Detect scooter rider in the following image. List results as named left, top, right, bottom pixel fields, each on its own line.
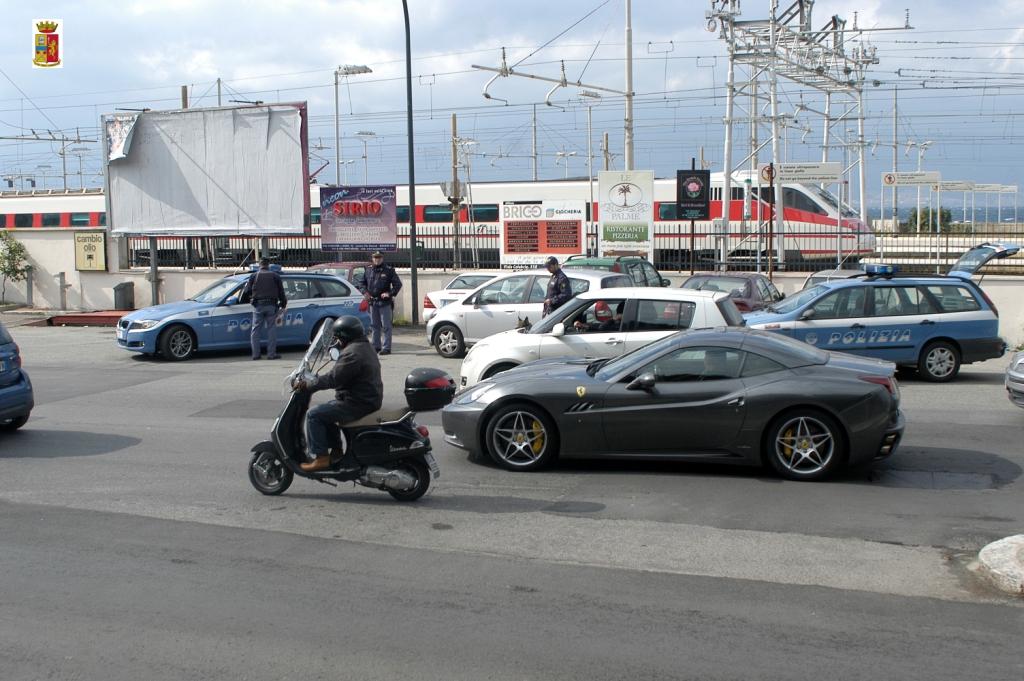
left=293, top=316, right=383, bottom=473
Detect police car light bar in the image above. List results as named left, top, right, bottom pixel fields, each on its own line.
left=862, top=264, right=897, bottom=276
left=248, top=263, right=283, bottom=272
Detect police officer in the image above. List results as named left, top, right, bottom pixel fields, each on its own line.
left=241, top=257, right=287, bottom=360
left=542, top=256, right=572, bottom=317
left=294, top=316, right=383, bottom=473
left=359, top=251, right=402, bottom=355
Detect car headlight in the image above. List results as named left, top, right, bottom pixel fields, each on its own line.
left=1013, top=355, right=1024, bottom=372
left=454, top=382, right=495, bottom=405
left=130, top=320, right=161, bottom=330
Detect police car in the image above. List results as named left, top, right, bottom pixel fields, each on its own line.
left=745, top=243, right=1020, bottom=382
left=116, top=267, right=370, bottom=361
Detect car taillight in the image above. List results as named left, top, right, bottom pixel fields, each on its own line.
left=416, top=425, right=430, bottom=438
left=979, top=290, right=998, bottom=316
left=611, top=264, right=621, bottom=272
left=423, top=295, right=435, bottom=309
left=860, top=375, right=897, bottom=398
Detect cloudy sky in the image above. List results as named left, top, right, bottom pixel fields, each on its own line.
left=2, top=0, right=1023, bottom=209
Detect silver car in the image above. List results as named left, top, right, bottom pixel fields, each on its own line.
left=426, top=268, right=632, bottom=358
left=1007, top=351, right=1024, bottom=408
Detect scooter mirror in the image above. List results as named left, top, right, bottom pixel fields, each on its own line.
left=329, top=347, right=341, bottom=361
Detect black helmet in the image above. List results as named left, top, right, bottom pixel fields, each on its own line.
left=331, top=315, right=365, bottom=342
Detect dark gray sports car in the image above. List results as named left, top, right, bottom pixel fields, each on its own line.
left=442, top=328, right=904, bottom=481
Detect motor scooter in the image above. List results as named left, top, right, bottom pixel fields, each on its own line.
left=248, top=324, right=455, bottom=501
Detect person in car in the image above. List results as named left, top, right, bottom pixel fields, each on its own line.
left=573, top=301, right=624, bottom=333
left=542, top=256, right=573, bottom=317
left=293, top=316, right=383, bottom=473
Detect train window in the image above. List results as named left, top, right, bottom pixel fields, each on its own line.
left=71, top=213, right=90, bottom=227
left=310, top=207, right=321, bottom=224
left=424, top=205, right=453, bottom=222
left=783, top=188, right=827, bottom=216
left=658, top=203, right=679, bottom=221
left=396, top=206, right=410, bottom=222
left=14, top=213, right=33, bottom=228
left=42, top=213, right=61, bottom=227
left=99, top=213, right=106, bottom=226
left=469, top=204, right=498, bottom=222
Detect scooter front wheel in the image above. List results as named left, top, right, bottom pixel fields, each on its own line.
left=387, top=458, right=431, bottom=502
left=249, top=447, right=294, bottom=496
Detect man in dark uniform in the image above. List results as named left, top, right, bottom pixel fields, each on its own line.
left=542, top=256, right=572, bottom=317
left=240, top=257, right=287, bottom=360
left=294, top=316, right=383, bottom=473
left=358, top=251, right=403, bottom=355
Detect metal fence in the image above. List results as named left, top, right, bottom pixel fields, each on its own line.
left=127, top=222, right=1024, bottom=275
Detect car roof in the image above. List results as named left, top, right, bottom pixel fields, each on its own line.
left=576, top=286, right=725, bottom=301
left=816, top=274, right=978, bottom=290
left=307, top=262, right=363, bottom=269
left=565, top=255, right=649, bottom=263
left=488, top=267, right=626, bottom=281
left=225, top=271, right=345, bottom=282
left=684, top=272, right=762, bottom=280
left=666, top=327, right=829, bottom=367
left=808, top=268, right=863, bottom=277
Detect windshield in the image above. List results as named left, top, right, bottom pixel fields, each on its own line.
left=683, top=276, right=749, bottom=294
left=769, top=285, right=826, bottom=314
left=190, top=279, right=242, bottom=304
left=808, top=185, right=858, bottom=218
left=594, top=332, right=683, bottom=381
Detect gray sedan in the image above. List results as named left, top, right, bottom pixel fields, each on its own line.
left=442, top=328, right=905, bottom=481
left=1007, top=351, right=1024, bottom=408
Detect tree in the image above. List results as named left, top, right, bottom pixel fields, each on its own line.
left=900, top=207, right=957, bottom=234
left=616, top=184, right=632, bottom=207
left=0, top=231, right=30, bottom=304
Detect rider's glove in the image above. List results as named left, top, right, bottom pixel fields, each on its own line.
left=293, top=379, right=310, bottom=392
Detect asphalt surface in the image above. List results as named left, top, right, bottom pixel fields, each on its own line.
left=2, top=322, right=1023, bottom=679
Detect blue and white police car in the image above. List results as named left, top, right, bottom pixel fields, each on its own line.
left=746, top=243, right=1020, bottom=382
left=116, top=267, right=370, bottom=361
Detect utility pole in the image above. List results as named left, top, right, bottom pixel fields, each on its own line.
left=891, top=87, right=898, bottom=230
left=217, top=77, right=222, bottom=106
left=451, top=113, right=461, bottom=269
left=623, top=0, right=635, bottom=170
left=532, top=104, right=538, bottom=181
left=602, top=133, right=611, bottom=170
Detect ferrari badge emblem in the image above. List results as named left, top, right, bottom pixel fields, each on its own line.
left=33, top=20, right=62, bottom=69
left=576, top=386, right=586, bottom=398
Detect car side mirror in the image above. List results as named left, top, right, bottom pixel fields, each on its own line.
left=551, top=322, right=565, bottom=337
left=223, top=295, right=239, bottom=306
left=661, top=278, right=671, bottom=287
left=799, top=308, right=816, bottom=321
left=626, top=372, right=656, bottom=392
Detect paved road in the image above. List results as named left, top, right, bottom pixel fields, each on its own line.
left=2, top=324, right=1022, bottom=679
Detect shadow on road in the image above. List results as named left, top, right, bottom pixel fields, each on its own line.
left=287, top=491, right=607, bottom=515
left=0, top=429, right=142, bottom=458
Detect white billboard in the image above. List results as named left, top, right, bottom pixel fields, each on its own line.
left=104, top=104, right=309, bottom=236
left=598, top=170, right=654, bottom=259
left=759, top=162, right=841, bottom=184
left=881, top=171, right=941, bottom=187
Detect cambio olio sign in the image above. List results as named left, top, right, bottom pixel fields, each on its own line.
left=598, top=170, right=654, bottom=259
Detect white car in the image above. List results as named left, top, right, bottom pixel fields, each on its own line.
left=422, top=272, right=502, bottom=322
left=458, top=287, right=744, bottom=387
left=426, top=268, right=632, bottom=358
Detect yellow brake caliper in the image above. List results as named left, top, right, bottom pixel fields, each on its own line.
left=531, top=419, right=545, bottom=454
left=782, top=427, right=795, bottom=461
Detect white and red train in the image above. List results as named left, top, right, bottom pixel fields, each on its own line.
left=0, top=175, right=874, bottom=267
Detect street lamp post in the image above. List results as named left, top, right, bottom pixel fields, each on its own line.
left=356, top=131, right=376, bottom=184
left=334, top=65, right=372, bottom=186
left=580, top=90, right=601, bottom=254
left=402, top=0, right=419, bottom=324
left=555, top=150, right=576, bottom=179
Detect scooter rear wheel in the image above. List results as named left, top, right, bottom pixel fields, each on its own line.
left=387, top=458, right=430, bottom=502
left=249, top=447, right=294, bottom=495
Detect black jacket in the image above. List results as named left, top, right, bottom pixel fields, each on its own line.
left=309, top=337, right=384, bottom=409
left=241, top=269, right=287, bottom=308
left=360, top=263, right=402, bottom=303
left=543, top=269, right=572, bottom=316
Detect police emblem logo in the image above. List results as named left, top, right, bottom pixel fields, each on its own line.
left=576, top=386, right=586, bottom=398
left=33, top=20, right=62, bottom=69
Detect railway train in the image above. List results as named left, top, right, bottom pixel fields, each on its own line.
left=0, top=173, right=874, bottom=269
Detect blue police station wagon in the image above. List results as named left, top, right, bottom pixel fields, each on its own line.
left=746, top=243, right=1020, bottom=382
left=116, top=268, right=370, bottom=361
left=0, top=321, right=33, bottom=430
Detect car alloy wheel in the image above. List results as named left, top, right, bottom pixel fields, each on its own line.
left=488, top=408, right=553, bottom=470
left=433, top=324, right=465, bottom=358
left=772, top=415, right=836, bottom=478
left=159, top=325, right=196, bottom=361
left=920, top=341, right=959, bottom=382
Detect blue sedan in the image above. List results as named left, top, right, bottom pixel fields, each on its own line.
left=116, top=271, right=370, bottom=361
left=0, top=321, right=33, bottom=431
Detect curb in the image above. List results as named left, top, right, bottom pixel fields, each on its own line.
left=977, top=535, right=1024, bottom=596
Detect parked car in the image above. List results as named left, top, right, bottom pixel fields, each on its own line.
left=1006, top=351, right=1024, bottom=408
left=423, top=271, right=502, bottom=322
left=0, top=321, right=33, bottom=431
left=680, top=272, right=784, bottom=312
left=306, top=261, right=367, bottom=288
left=745, top=243, right=1021, bottom=381
left=562, top=255, right=670, bottom=287
left=801, top=268, right=864, bottom=289
left=116, top=268, right=370, bottom=361
left=442, top=327, right=904, bottom=481
left=426, top=268, right=632, bottom=358
left=459, top=287, right=744, bottom=387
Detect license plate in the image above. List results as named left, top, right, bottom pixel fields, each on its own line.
left=116, top=329, right=127, bottom=341
left=0, top=360, right=6, bottom=372
left=424, top=453, right=440, bottom=479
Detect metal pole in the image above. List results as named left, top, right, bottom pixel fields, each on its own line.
left=971, top=190, right=976, bottom=233
left=856, top=89, right=867, bottom=224
left=403, top=0, right=419, bottom=324
left=768, top=1, right=784, bottom=269
left=362, top=139, right=369, bottom=183
left=587, top=104, right=595, bottom=256
left=998, top=189, right=1003, bottom=224
left=821, top=93, right=830, bottom=164
left=148, top=237, right=159, bottom=305
left=532, top=104, right=538, bottom=181
left=916, top=148, right=923, bottom=234
left=61, top=144, right=67, bottom=191
left=334, top=70, right=341, bottom=185
left=602, top=132, right=611, bottom=170
left=623, top=0, right=634, bottom=171
left=217, top=78, right=222, bottom=106
left=721, top=29, right=735, bottom=271
left=935, top=186, right=941, bottom=273
left=891, top=87, right=898, bottom=229
left=451, top=113, right=461, bottom=269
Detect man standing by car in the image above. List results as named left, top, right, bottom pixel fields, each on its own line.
left=359, top=251, right=402, bottom=355
left=542, top=256, right=572, bottom=317
left=241, top=257, right=287, bottom=360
